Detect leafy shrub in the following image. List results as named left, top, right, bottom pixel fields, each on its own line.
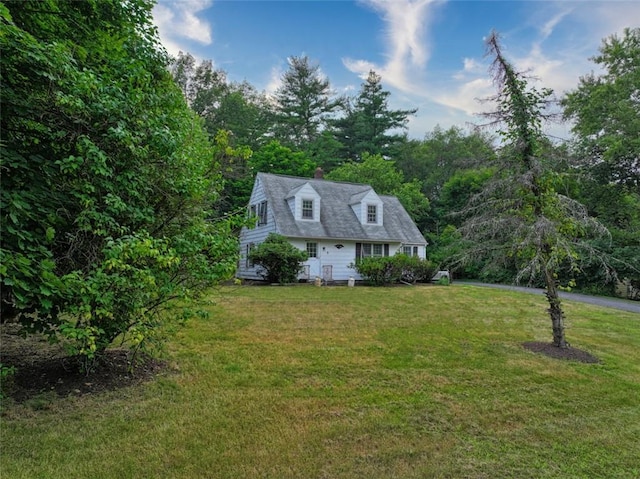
left=0, top=2, right=246, bottom=373
left=351, top=254, right=436, bottom=286
left=351, top=256, right=398, bottom=286
left=394, top=254, right=437, bottom=283
left=249, top=234, right=308, bottom=284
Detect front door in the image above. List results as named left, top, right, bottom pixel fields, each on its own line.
left=307, top=257, right=321, bottom=279
left=322, top=265, right=333, bottom=281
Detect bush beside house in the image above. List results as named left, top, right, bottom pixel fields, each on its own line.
left=248, top=234, right=308, bottom=284
left=351, top=255, right=437, bottom=286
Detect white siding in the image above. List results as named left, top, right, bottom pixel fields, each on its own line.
left=291, top=240, right=361, bottom=281
left=237, top=181, right=277, bottom=280
left=289, top=240, right=420, bottom=281
left=351, top=190, right=383, bottom=226
left=291, top=183, right=320, bottom=222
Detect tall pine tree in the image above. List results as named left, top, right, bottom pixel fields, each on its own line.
left=332, top=71, right=416, bottom=161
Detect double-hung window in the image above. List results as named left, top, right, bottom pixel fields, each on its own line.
left=306, top=242, right=318, bottom=258
left=367, top=204, right=377, bottom=224
left=356, top=243, right=389, bottom=260
left=257, top=201, right=268, bottom=225
left=402, top=246, right=419, bottom=257
left=302, top=199, right=314, bottom=219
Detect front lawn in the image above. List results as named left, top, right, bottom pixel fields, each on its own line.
left=2, top=284, right=639, bottom=478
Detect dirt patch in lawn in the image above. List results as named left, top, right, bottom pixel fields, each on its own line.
left=523, top=341, right=600, bottom=363
left=1, top=324, right=168, bottom=404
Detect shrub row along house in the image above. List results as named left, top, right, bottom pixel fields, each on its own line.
left=238, top=170, right=427, bottom=282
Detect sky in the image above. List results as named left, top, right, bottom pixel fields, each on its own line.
left=152, top=0, right=640, bottom=141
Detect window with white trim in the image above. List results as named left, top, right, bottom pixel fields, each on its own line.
left=257, top=201, right=267, bottom=225
left=367, top=204, right=377, bottom=223
left=306, top=242, right=317, bottom=258
left=402, top=246, right=419, bottom=257
left=246, top=243, right=255, bottom=267
left=356, top=243, right=389, bottom=260
left=302, top=199, right=314, bottom=219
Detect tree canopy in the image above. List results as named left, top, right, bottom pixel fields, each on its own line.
left=561, top=27, right=640, bottom=294
left=0, top=0, right=244, bottom=370
left=562, top=27, right=640, bottom=190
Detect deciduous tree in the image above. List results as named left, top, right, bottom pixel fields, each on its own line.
left=562, top=27, right=640, bottom=190
left=326, top=153, right=430, bottom=228
left=562, top=28, right=640, bottom=297
left=0, top=0, right=243, bottom=370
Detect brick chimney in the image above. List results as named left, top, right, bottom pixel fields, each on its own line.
left=314, top=167, right=324, bottom=179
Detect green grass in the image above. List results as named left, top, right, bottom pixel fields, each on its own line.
left=2, top=284, right=640, bottom=478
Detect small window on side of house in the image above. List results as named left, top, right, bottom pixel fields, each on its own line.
left=257, top=201, right=268, bottom=225
left=246, top=243, right=255, bottom=267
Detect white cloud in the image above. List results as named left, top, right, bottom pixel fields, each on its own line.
left=153, top=0, right=213, bottom=57
left=574, top=1, right=640, bottom=41
left=265, top=65, right=283, bottom=97
left=344, top=0, right=441, bottom=92
left=539, top=8, right=572, bottom=41
left=436, top=77, right=494, bottom=116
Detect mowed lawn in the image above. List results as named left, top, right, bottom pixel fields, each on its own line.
left=2, top=284, right=640, bottom=478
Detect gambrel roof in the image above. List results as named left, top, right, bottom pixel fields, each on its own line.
left=257, top=172, right=427, bottom=244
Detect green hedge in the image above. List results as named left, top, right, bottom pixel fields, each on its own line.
left=351, top=254, right=437, bottom=286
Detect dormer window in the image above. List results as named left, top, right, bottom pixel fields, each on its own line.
left=287, top=183, right=320, bottom=222
left=350, top=189, right=383, bottom=226
left=302, top=199, right=314, bottom=219
left=367, top=204, right=377, bottom=224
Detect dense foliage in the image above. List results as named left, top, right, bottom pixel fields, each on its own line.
left=0, top=0, right=243, bottom=370
left=562, top=28, right=640, bottom=297
left=248, top=233, right=309, bottom=284
left=351, top=255, right=437, bottom=286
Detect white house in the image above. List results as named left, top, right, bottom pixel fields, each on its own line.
left=237, top=170, right=428, bottom=282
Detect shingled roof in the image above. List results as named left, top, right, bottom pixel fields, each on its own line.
left=257, top=173, right=427, bottom=244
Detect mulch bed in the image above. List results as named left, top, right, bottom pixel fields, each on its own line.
left=1, top=324, right=167, bottom=404
left=522, top=341, right=600, bottom=363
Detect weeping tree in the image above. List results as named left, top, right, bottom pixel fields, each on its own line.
left=455, top=32, right=609, bottom=348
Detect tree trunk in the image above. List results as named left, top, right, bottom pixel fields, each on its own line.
left=544, top=267, right=568, bottom=348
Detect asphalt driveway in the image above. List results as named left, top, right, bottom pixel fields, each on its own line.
left=459, top=281, right=640, bottom=315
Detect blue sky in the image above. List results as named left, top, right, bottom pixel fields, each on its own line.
left=152, top=0, right=639, bottom=140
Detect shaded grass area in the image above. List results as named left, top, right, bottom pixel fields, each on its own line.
left=2, top=284, right=639, bottom=478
